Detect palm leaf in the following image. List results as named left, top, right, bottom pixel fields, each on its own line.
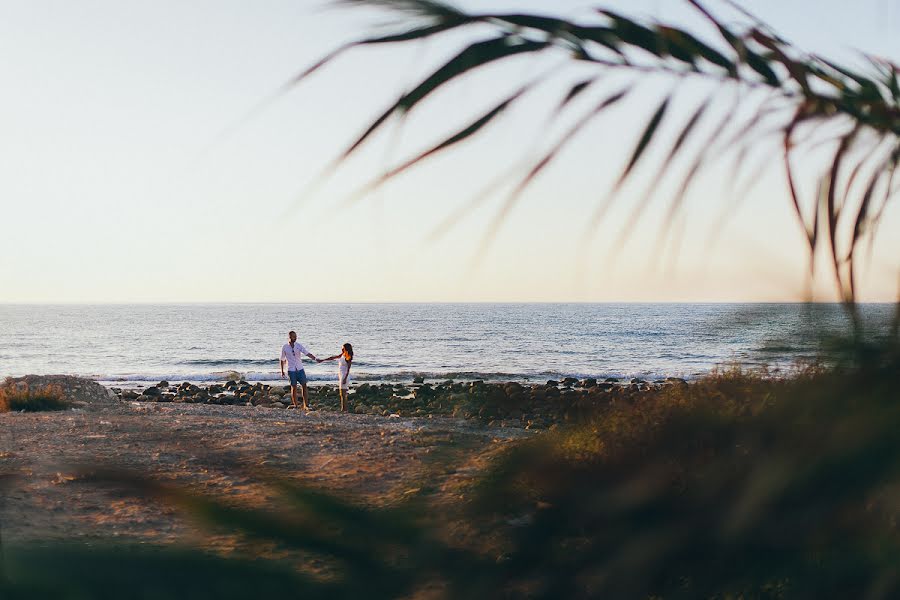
left=474, top=86, right=634, bottom=256
left=299, top=0, right=900, bottom=305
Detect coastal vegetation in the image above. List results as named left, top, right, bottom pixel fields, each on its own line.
left=0, top=380, right=69, bottom=413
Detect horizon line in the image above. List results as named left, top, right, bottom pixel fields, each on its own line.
left=1, top=300, right=896, bottom=306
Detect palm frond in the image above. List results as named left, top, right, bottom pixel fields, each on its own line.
left=302, top=0, right=900, bottom=308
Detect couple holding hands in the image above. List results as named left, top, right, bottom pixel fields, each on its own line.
left=280, top=330, right=353, bottom=412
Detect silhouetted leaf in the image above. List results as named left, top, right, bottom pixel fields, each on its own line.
left=598, top=10, right=662, bottom=57
left=351, top=82, right=534, bottom=198
left=613, top=95, right=712, bottom=249
left=819, top=57, right=886, bottom=102
left=400, top=37, right=549, bottom=112
left=824, top=127, right=860, bottom=301
left=558, top=77, right=596, bottom=110
left=744, top=50, right=781, bottom=87
left=302, top=0, right=900, bottom=305
left=615, top=94, right=672, bottom=189
left=572, top=25, right=626, bottom=56
left=672, top=28, right=734, bottom=71
left=337, top=36, right=548, bottom=161
left=286, top=20, right=471, bottom=89
left=477, top=86, right=633, bottom=253
left=750, top=29, right=810, bottom=92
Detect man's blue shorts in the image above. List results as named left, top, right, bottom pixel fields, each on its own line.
left=288, top=369, right=308, bottom=386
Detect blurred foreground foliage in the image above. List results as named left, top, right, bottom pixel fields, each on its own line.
left=2, top=337, right=899, bottom=598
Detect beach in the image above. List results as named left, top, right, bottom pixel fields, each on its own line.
left=0, top=372, right=682, bottom=548
left=0, top=376, right=532, bottom=555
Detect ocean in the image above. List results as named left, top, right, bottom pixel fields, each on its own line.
left=0, top=303, right=893, bottom=387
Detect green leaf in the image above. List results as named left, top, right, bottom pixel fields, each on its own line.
left=484, top=13, right=571, bottom=34
left=656, top=26, right=698, bottom=66
left=674, top=29, right=734, bottom=71
left=598, top=10, right=662, bottom=57
left=744, top=49, right=781, bottom=87
left=572, top=25, right=625, bottom=55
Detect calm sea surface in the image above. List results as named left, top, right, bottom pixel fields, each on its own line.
left=0, top=304, right=893, bottom=386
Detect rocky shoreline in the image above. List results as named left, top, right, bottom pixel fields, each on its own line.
left=113, top=376, right=688, bottom=429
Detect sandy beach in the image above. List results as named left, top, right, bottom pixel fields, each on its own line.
left=0, top=376, right=535, bottom=554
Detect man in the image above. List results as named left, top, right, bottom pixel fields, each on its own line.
left=280, top=330, right=319, bottom=410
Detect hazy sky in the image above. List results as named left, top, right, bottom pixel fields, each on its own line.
left=1, top=0, right=898, bottom=303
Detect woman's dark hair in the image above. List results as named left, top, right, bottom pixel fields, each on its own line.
left=342, top=343, right=353, bottom=360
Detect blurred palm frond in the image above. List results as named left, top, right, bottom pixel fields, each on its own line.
left=295, top=0, right=900, bottom=311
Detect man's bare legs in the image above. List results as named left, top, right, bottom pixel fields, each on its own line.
left=300, top=383, right=310, bottom=410
left=289, top=382, right=299, bottom=408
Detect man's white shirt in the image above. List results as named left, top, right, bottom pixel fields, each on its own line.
left=281, top=342, right=309, bottom=371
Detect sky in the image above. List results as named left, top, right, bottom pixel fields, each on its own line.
left=1, top=0, right=898, bottom=303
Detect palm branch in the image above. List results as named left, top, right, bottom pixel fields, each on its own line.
left=295, top=0, right=900, bottom=312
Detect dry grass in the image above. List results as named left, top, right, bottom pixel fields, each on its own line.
left=0, top=380, right=71, bottom=412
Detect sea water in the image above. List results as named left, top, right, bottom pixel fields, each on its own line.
left=0, top=303, right=893, bottom=386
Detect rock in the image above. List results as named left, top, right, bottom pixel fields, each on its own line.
left=562, top=377, right=578, bottom=386
left=546, top=380, right=559, bottom=387
left=156, top=380, right=169, bottom=388
left=630, top=378, right=646, bottom=384
left=578, top=378, right=597, bottom=388
left=414, top=385, right=435, bottom=400
left=665, top=377, right=688, bottom=386
left=158, top=394, right=175, bottom=402
left=143, top=386, right=161, bottom=397
left=503, top=382, right=524, bottom=396
left=605, top=377, right=619, bottom=383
